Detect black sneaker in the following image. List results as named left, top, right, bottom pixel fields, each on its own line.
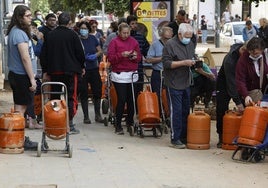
left=115, top=128, right=124, bottom=135
left=217, top=141, right=222, bottom=148
left=83, top=118, right=92, bottom=124
left=24, top=136, right=38, bottom=151
left=170, top=140, right=186, bottom=149
left=70, top=127, right=80, bottom=135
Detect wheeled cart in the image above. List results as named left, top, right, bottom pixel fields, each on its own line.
left=130, top=72, right=164, bottom=138
left=37, top=82, right=72, bottom=158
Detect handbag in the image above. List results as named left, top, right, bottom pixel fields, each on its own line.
left=248, top=89, right=263, bottom=102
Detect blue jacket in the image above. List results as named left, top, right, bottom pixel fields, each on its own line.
left=242, top=25, right=259, bottom=42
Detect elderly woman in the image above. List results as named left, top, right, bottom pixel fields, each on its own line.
left=236, top=37, right=268, bottom=106
left=107, top=23, right=142, bottom=135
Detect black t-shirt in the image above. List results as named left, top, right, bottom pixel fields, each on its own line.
left=201, top=19, right=207, bottom=30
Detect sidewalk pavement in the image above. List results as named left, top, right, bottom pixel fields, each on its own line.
left=0, top=44, right=267, bottom=188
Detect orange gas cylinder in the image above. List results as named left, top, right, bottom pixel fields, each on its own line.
left=222, top=110, right=242, bottom=150
left=137, top=90, right=160, bottom=124
left=161, top=88, right=170, bottom=117
left=110, top=83, right=117, bottom=112
left=238, top=106, right=268, bottom=146
left=0, top=113, right=25, bottom=154
left=187, top=111, right=211, bottom=149
left=34, top=94, right=42, bottom=116
left=44, top=99, right=68, bottom=140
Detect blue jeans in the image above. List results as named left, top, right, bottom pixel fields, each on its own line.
left=201, top=29, right=208, bottom=43
left=167, top=87, right=190, bottom=142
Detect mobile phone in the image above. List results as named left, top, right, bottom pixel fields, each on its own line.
left=192, top=60, right=203, bottom=69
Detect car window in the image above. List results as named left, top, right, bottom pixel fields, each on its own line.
left=233, top=24, right=244, bottom=35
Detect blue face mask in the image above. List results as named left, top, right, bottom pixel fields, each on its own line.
left=181, top=37, right=191, bottom=45
left=80, top=29, right=88, bottom=37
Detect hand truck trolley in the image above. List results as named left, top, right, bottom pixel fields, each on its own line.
left=131, top=72, right=164, bottom=138
left=37, top=82, right=72, bottom=158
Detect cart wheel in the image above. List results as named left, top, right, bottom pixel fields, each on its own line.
left=103, top=117, right=108, bottom=126
left=68, top=144, right=73, bottom=158
left=241, top=148, right=253, bottom=161
left=37, top=142, right=42, bottom=157
left=252, top=151, right=265, bottom=163
left=102, top=98, right=109, bottom=114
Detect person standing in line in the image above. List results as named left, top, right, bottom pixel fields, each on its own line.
left=127, top=15, right=150, bottom=106
left=107, top=23, right=142, bottom=135
left=201, top=15, right=208, bottom=44
left=78, top=21, right=104, bottom=124
left=162, top=23, right=196, bottom=149
left=168, top=10, right=186, bottom=37
left=145, top=27, right=173, bottom=101
left=258, top=18, right=268, bottom=48
left=236, top=37, right=268, bottom=106
left=103, top=18, right=127, bottom=55
left=24, top=21, right=44, bottom=129
left=6, top=5, right=38, bottom=150
left=40, top=12, right=85, bottom=134
left=38, top=13, right=57, bottom=40
left=216, top=43, right=246, bottom=148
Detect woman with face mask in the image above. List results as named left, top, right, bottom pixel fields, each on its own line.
left=78, top=21, right=105, bottom=124
left=236, top=37, right=268, bottom=106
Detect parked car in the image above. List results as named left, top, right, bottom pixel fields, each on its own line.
left=90, top=15, right=111, bottom=33
left=219, top=21, right=259, bottom=47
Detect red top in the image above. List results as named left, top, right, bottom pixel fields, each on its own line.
left=107, top=36, right=141, bottom=72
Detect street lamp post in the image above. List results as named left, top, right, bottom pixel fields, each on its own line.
left=100, top=0, right=105, bottom=32
left=215, top=0, right=220, bottom=48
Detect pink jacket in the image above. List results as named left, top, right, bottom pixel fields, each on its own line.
left=107, top=36, right=141, bottom=72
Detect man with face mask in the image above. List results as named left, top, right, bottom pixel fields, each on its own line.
left=162, top=23, right=196, bottom=149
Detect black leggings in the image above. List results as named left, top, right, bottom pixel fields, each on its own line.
left=113, top=82, right=135, bottom=129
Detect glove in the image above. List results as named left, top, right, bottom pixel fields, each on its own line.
left=86, top=53, right=97, bottom=61
left=245, top=96, right=253, bottom=106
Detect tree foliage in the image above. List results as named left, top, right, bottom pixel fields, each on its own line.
left=29, top=0, right=50, bottom=15
left=46, top=0, right=129, bottom=16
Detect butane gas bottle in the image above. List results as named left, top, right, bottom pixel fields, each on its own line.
left=187, top=111, right=211, bottom=149
left=44, top=99, right=68, bottom=139
left=137, top=90, right=160, bottom=125
left=238, top=106, right=268, bottom=146
left=222, top=110, right=242, bottom=150
left=0, top=113, right=25, bottom=154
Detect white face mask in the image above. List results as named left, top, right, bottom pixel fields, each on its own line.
left=249, top=54, right=262, bottom=61
left=37, top=15, right=42, bottom=20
